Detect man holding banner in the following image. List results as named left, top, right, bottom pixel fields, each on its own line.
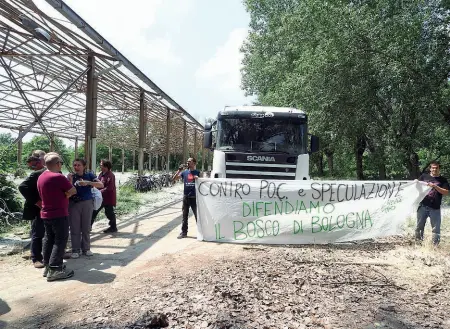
left=415, top=161, right=449, bottom=246
left=173, top=157, right=200, bottom=239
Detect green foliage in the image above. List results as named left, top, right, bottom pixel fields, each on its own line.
left=242, top=0, right=450, bottom=180
left=0, top=174, right=23, bottom=217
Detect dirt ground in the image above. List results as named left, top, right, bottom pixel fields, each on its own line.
left=1, top=198, right=450, bottom=329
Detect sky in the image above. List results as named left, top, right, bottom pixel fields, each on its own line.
left=1, top=0, right=254, bottom=144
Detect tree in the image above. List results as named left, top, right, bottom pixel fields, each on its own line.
left=241, top=0, right=450, bottom=179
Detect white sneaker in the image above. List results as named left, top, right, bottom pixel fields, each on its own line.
left=83, top=250, right=93, bottom=257
left=71, top=252, right=80, bottom=259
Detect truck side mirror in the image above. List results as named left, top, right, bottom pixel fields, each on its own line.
left=310, top=135, right=319, bottom=153
left=203, top=130, right=212, bottom=149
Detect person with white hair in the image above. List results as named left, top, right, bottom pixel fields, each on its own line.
left=37, top=152, right=76, bottom=281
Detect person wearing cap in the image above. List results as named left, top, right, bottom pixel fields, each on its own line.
left=18, top=150, right=46, bottom=268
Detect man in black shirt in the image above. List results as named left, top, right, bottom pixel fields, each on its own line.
left=18, top=150, right=46, bottom=268
left=415, top=161, right=449, bottom=245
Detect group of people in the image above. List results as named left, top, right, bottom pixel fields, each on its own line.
left=19, top=150, right=117, bottom=282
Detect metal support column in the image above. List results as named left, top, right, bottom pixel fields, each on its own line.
left=182, top=121, right=187, bottom=161
left=194, top=129, right=198, bottom=160
left=85, top=55, right=95, bottom=170
left=17, top=127, right=22, bottom=165
left=155, top=154, right=158, bottom=171
left=121, top=149, right=125, bottom=174
left=91, top=65, right=98, bottom=173
left=50, top=133, right=55, bottom=152
left=202, top=146, right=205, bottom=171
left=74, top=137, right=78, bottom=159
left=132, top=150, right=135, bottom=172
left=165, top=109, right=171, bottom=172
left=138, top=89, right=145, bottom=175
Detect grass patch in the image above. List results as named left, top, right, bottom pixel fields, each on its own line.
left=115, top=185, right=144, bottom=216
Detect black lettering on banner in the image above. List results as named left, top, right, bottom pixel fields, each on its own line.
left=234, top=183, right=243, bottom=199
left=346, top=184, right=355, bottom=201
left=260, top=180, right=268, bottom=198
left=311, top=183, right=321, bottom=200
left=276, top=183, right=286, bottom=201
left=377, top=184, right=387, bottom=198
left=337, top=184, right=347, bottom=202
left=298, top=188, right=306, bottom=197
left=210, top=182, right=220, bottom=197
left=242, top=183, right=251, bottom=196
left=395, top=182, right=407, bottom=197
left=198, top=181, right=209, bottom=196
left=329, top=183, right=337, bottom=202
left=367, top=183, right=375, bottom=199
left=321, top=183, right=331, bottom=201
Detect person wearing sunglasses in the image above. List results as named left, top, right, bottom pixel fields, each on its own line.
left=18, top=150, right=46, bottom=268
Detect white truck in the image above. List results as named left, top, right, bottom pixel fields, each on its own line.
left=203, top=106, right=319, bottom=180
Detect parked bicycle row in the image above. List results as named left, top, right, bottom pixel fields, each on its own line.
left=122, top=172, right=180, bottom=192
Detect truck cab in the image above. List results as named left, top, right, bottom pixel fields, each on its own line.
left=203, top=106, right=319, bottom=180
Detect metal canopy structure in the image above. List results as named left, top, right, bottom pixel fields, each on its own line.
left=0, top=0, right=205, bottom=173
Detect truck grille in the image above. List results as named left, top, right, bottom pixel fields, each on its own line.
left=225, top=161, right=296, bottom=180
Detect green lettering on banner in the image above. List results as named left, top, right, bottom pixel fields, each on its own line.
left=356, top=212, right=364, bottom=228
left=256, top=219, right=265, bottom=238
left=274, top=201, right=283, bottom=215
left=293, top=220, right=303, bottom=234
left=311, top=216, right=322, bottom=233
left=264, top=202, right=272, bottom=216
left=215, top=223, right=225, bottom=240
left=346, top=212, right=355, bottom=228
left=310, top=201, right=320, bottom=214
left=321, top=216, right=329, bottom=231
left=242, top=202, right=251, bottom=217
left=364, top=210, right=373, bottom=228
left=233, top=221, right=247, bottom=240
left=285, top=201, right=294, bottom=214
left=273, top=220, right=280, bottom=236
left=255, top=202, right=264, bottom=217
left=336, top=214, right=346, bottom=229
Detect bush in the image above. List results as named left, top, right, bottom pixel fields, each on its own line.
left=0, top=174, right=22, bottom=214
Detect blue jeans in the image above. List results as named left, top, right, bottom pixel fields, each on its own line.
left=415, top=206, right=441, bottom=245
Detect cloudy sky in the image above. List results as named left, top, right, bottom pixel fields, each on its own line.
left=51, top=0, right=253, bottom=122
left=1, top=0, right=254, bottom=143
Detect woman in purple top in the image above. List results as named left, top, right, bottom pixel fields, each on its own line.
left=67, top=159, right=103, bottom=258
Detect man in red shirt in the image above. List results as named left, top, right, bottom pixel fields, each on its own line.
left=91, top=159, right=117, bottom=233
left=37, top=152, right=76, bottom=281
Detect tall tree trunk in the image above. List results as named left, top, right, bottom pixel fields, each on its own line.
left=324, top=150, right=334, bottom=176
left=378, top=162, right=387, bottom=180
left=407, top=152, right=420, bottom=179
left=355, top=136, right=366, bottom=180
left=316, top=152, right=324, bottom=176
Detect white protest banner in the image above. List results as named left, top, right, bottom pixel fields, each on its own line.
left=195, top=179, right=430, bottom=244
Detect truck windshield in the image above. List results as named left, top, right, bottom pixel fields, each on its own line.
left=216, top=117, right=307, bottom=154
